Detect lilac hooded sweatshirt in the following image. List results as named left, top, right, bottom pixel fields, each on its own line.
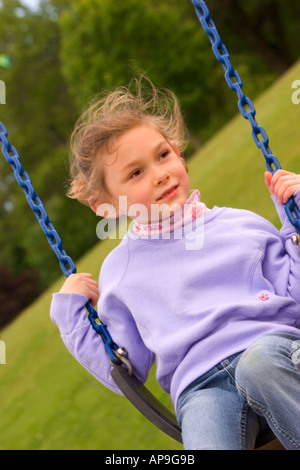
left=50, top=193, right=300, bottom=409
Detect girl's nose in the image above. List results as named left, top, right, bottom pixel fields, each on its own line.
left=153, top=168, right=169, bottom=186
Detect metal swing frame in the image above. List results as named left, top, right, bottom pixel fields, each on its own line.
left=1, top=0, right=299, bottom=450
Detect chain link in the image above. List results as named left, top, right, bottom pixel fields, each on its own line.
left=0, top=121, right=121, bottom=365
left=191, top=0, right=300, bottom=234
left=0, top=122, right=76, bottom=277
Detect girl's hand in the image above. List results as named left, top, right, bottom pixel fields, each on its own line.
left=265, top=170, right=300, bottom=204
left=59, top=273, right=99, bottom=306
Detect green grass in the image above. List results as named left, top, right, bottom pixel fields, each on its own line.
left=1, top=61, right=300, bottom=450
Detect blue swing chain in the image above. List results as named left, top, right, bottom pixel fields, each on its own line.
left=0, top=122, right=121, bottom=365
left=191, top=0, right=300, bottom=236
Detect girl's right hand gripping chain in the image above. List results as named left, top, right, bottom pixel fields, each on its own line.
left=59, top=273, right=100, bottom=307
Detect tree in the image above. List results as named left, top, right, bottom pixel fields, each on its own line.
left=0, top=0, right=95, bottom=323
left=206, top=0, right=299, bottom=74
left=58, top=0, right=220, bottom=146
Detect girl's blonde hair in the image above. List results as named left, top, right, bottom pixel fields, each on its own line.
left=68, top=76, right=188, bottom=206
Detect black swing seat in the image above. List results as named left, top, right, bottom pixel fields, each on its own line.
left=111, top=363, right=278, bottom=449
left=111, top=364, right=182, bottom=443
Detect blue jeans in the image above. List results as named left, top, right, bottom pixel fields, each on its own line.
left=176, top=333, right=300, bottom=450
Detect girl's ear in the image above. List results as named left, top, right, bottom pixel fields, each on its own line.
left=89, top=196, right=120, bottom=218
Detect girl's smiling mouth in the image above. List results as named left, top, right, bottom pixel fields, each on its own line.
left=156, top=184, right=179, bottom=201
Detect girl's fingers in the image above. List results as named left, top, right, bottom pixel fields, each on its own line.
left=59, top=273, right=100, bottom=305
left=264, top=171, right=273, bottom=193
left=266, top=170, right=300, bottom=204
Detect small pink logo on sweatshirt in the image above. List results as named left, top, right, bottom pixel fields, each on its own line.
left=258, top=293, right=269, bottom=302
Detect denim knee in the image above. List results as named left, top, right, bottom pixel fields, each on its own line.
left=235, top=333, right=300, bottom=401
left=235, top=333, right=300, bottom=450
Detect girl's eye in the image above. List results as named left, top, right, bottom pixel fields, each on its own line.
left=129, top=169, right=142, bottom=179
left=159, top=150, right=169, bottom=160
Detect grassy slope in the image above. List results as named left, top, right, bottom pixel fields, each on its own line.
left=1, top=61, right=300, bottom=450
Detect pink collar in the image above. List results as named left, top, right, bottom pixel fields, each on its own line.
left=132, top=190, right=209, bottom=236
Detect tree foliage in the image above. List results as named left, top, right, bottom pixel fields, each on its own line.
left=59, top=0, right=217, bottom=140
left=0, top=0, right=95, bottom=321
left=58, top=0, right=296, bottom=144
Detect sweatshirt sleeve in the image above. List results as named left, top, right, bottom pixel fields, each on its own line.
left=272, top=189, right=300, bottom=239
left=50, top=246, right=155, bottom=394
left=269, top=190, right=300, bottom=303
left=50, top=292, right=123, bottom=394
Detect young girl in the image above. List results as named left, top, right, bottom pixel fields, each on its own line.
left=50, top=77, right=300, bottom=450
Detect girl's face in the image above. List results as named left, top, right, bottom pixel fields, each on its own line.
left=97, top=124, right=190, bottom=223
